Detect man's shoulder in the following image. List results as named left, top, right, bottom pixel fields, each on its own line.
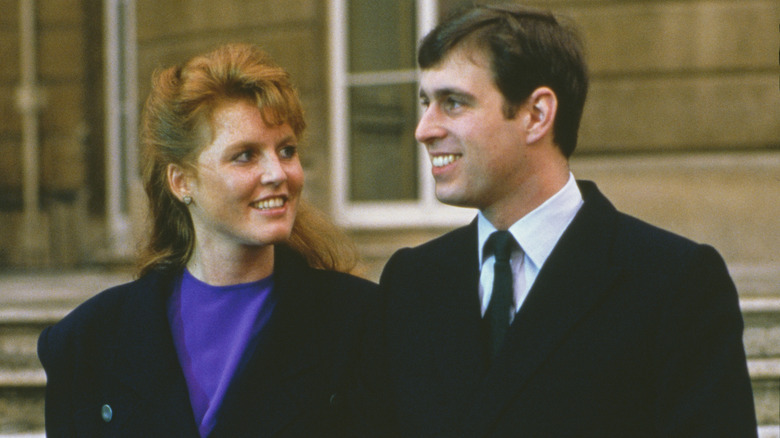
left=380, top=222, right=477, bottom=285
left=578, top=179, right=702, bottom=250
left=615, top=210, right=695, bottom=246
left=408, top=222, right=476, bottom=254
left=579, top=192, right=727, bottom=284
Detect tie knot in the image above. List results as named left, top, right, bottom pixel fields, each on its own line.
left=489, top=230, right=514, bottom=263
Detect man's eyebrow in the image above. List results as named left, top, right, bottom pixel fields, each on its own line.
left=419, top=87, right=474, bottom=102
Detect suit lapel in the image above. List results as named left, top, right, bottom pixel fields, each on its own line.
left=111, top=271, right=200, bottom=436
left=463, top=181, right=624, bottom=436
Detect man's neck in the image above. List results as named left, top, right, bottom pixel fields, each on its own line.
left=483, top=161, right=571, bottom=230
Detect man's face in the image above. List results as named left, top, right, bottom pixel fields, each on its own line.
left=416, top=48, right=530, bottom=222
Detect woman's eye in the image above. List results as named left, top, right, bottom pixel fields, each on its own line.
left=234, top=150, right=253, bottom=162
left=279, top=145, right=298, bottom=159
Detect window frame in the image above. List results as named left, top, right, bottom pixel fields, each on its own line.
left=327, top=0, right=476, bottom=228
left=104, top=0, right=138, bottom=256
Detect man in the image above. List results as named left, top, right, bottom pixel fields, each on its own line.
left=357, top=4, right=758, bottom=437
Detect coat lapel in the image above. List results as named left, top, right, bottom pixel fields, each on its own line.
left=462, top=181, right=625, bottom=436
left=423, top=223, right=487, bottom=384
left=432, top=222, right=485, bottom=365
left=211, top=249, right=324, bottom=437
left=111, top=271, right=200, bottom=436
left=394, top=222, right=489, bottom=433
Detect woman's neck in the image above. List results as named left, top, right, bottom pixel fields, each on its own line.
left=186, top=243, right=275, bottom=286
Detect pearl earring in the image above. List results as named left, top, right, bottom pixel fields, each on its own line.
left=182, top=195, right=192, bottom=205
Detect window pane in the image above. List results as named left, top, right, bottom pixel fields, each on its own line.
left=348, top=0, right=417, bottom=72
left=349, top=84, right=419, bottom=201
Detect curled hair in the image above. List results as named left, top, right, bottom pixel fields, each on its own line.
left=418, top=4, right=589, bottom=157
left=138, top=43, right=357, bottom=276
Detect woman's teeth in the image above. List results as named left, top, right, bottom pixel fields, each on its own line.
left=254, top=197, right=285, bottom=210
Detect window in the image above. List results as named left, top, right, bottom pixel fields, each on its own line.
left=328, top=0, right=475, bottom=227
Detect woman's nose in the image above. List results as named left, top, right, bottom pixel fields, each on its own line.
left=260, top=157, right=286, bottom=186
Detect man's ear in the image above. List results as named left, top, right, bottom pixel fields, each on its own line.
left=524, top=87, right=557, bottom=145
left=167, top=163, right=191, bottom=202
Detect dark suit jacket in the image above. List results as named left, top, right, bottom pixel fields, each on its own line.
left=38, top=247, right=377, bottom=438
left=359, top=181, right=756, bottom=438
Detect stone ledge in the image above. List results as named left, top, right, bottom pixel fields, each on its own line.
left=742, top=297, right=780, bottom=313
left=750, top=358, right=780, bottom=380
left=759, top=425, right=780, bottom=438
left=0, top=434, right=45, bottom=438
left=0, top=309, right=65, bottom=325
left=0, top=370, right=45, bottom=388
left=732, top=263, right=780, bottom=298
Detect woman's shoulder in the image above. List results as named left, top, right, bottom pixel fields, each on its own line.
left=303, top=268, right=378, bottom=311
left=37, top=272, right=170, bottom=368
left=315, top=268, right=377, bottom=290
left=50, top=273, right=164, bottom=331
left=277, top=246, right=377, bottom=293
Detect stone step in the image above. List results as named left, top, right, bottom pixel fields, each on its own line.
left=743, top=298, right=780, bottom=431
left=0, top=310, right=54, bottom=434
left=0, top=269, right=128, bottom=433
left=744, top=297, right=780, bottom=359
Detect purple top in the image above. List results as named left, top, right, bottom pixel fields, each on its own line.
left=167, top=269, right=276, bottom=437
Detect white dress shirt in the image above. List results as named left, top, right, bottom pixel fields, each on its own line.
left=478, top=173, right=584, bottom=320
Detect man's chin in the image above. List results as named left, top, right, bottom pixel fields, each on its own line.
left=434, top=191, right=474, bottom=209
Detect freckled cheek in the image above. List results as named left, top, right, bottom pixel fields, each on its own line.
left=286, top=165, right=305, bottom=195
left=215, top=174, right=262, bottom=200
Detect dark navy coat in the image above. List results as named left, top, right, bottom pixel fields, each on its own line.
left=39, top=247, right=377, bottom=438
left=354, top=181, right=757, bottom=438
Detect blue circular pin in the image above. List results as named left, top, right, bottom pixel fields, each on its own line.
left=101, top=404, right=113, bottom=422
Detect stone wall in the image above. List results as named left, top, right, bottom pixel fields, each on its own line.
left=526, top=0, right=779, bottom=279
left=360, top=0, right=780, bottom=282
left=0, top=0, right=100, bottom=266
left=2, top=0, right=775, bottom=274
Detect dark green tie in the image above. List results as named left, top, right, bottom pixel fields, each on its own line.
left=485, top=230, right=515, bottom=360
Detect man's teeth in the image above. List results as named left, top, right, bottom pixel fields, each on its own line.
left=254, top=197, right=285, bottom=210
left=431, top=154, right=460, bottom=167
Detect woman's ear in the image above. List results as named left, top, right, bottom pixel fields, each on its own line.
left=525, top=87, right=557, bottom=145
left=167, top=163, right=191, bottom=203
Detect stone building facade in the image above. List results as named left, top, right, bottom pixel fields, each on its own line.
left=1, top=0, right=777, bottom=277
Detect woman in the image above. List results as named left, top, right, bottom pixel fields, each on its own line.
left=38, top=43, right=376, bottom=437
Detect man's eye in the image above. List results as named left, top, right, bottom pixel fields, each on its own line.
left=443, top=97, right=462, bottom=111
left=419, top=98, right=430, bottom=108
left=279, top=145, right=298, bottom=159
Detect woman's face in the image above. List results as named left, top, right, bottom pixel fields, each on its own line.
left=182, top=99, right=303, bottom=253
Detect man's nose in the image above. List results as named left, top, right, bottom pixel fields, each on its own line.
left=415, top=106, right=446, bottom=145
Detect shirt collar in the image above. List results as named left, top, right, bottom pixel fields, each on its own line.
left=478, top=173, right=583, bottom=269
